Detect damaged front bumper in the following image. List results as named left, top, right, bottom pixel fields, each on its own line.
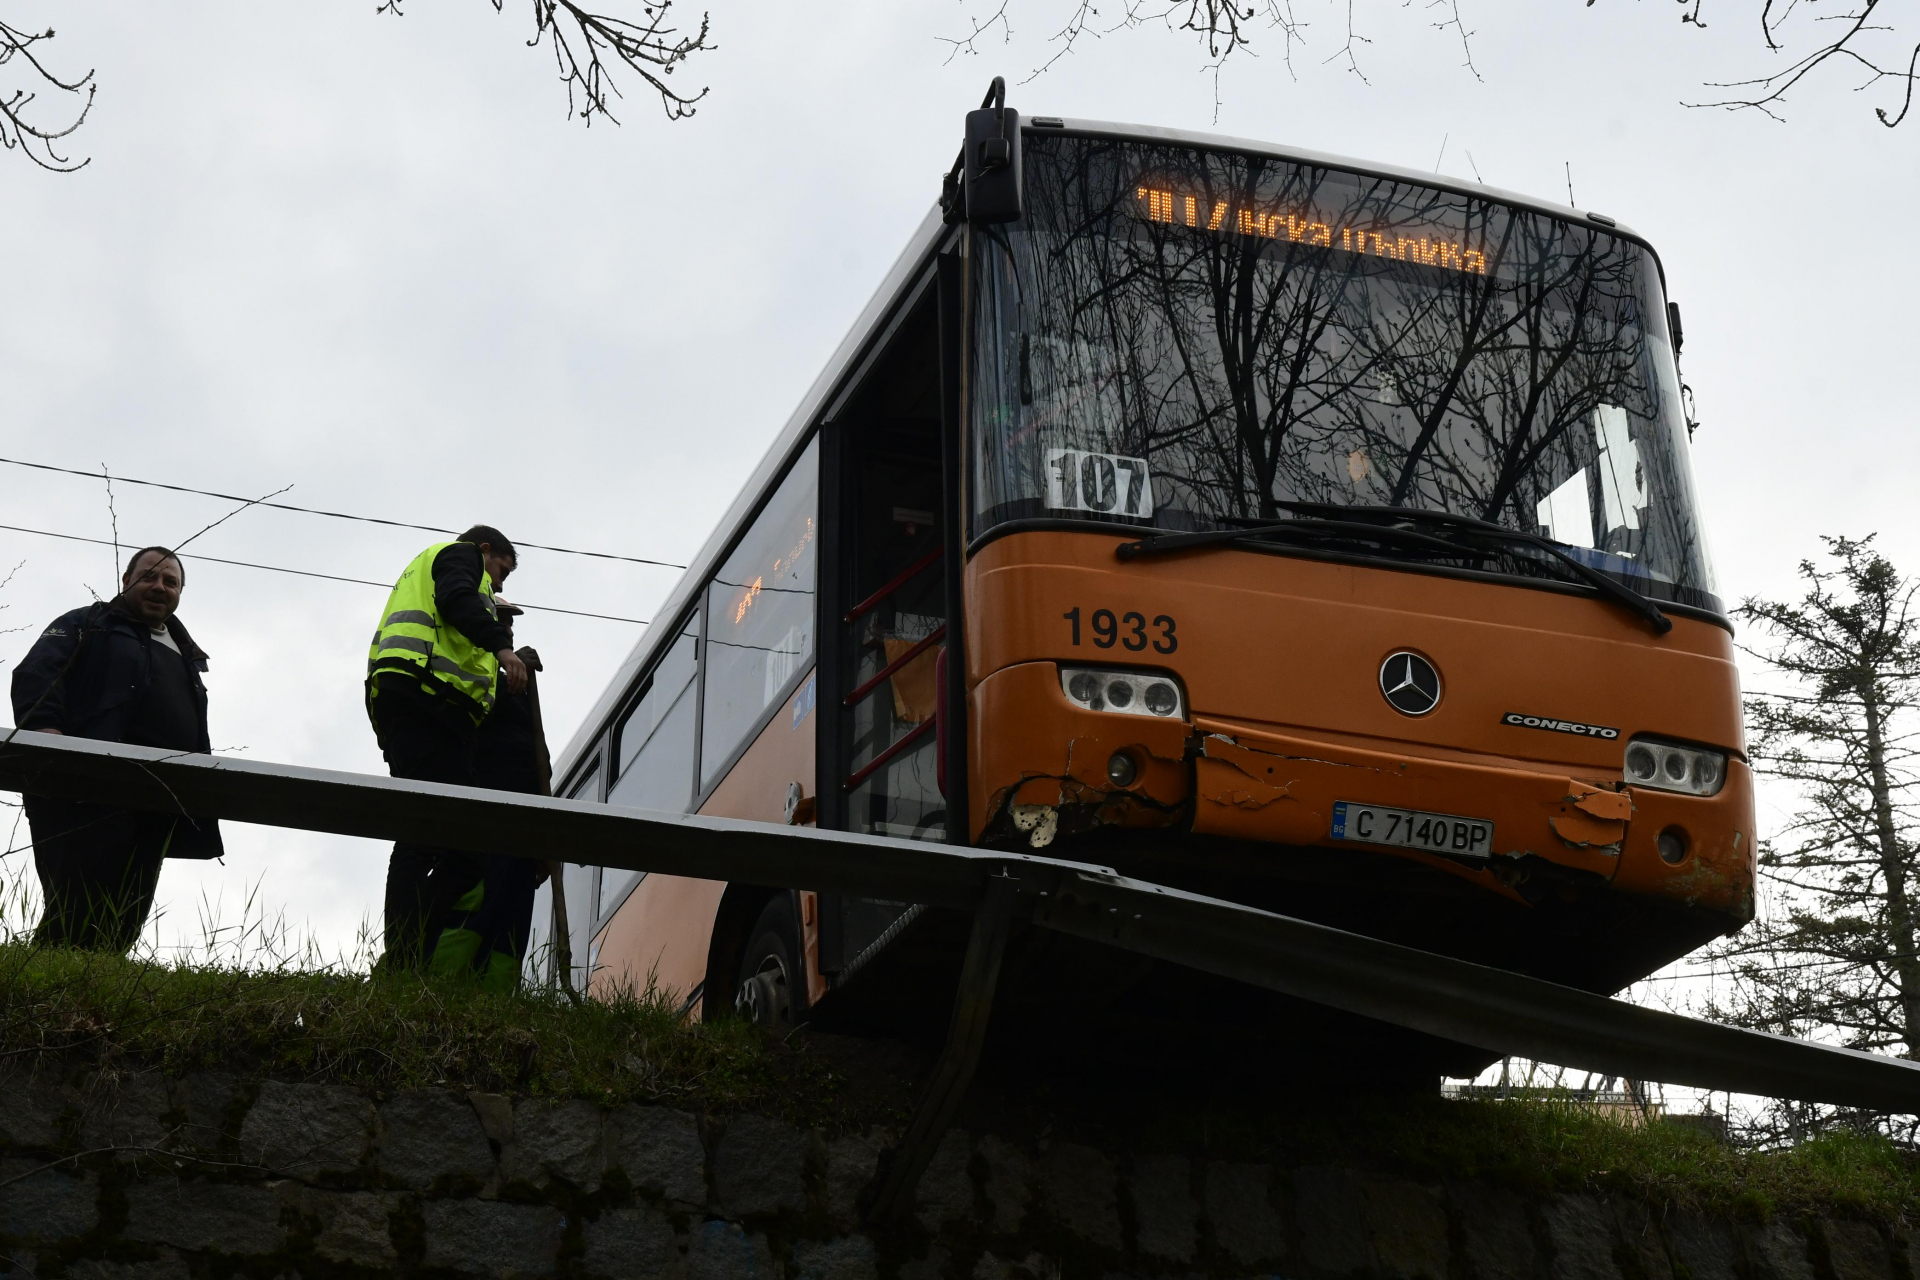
left=970, top=661, right=1756, bottom=921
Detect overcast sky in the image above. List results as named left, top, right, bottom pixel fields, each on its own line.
left=2, top=1, right=1912, bottom=965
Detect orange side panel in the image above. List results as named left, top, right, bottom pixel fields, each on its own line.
left=590, top=874, right=725, bottom=1005
left=700, top=670, right=818, bottom=824
left=591, top=671, right=821, bottom=1017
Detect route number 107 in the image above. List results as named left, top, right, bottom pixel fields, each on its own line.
left=1063, top=607, right=1177, bottom=653
left=1045, top=448, right=1155, bottom=517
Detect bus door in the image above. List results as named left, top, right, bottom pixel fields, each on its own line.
left=811, top=287, right=954, bottom=999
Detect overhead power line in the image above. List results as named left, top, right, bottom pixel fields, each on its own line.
left=0, top=455, right=687, bottom=570
left=0, top=522, right=650, bottom=626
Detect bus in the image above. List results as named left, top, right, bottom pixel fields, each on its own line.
left=531, top=87, right=1753, bottom=1080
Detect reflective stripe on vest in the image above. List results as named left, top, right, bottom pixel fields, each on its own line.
left=366, top=542, right=500, bottom=719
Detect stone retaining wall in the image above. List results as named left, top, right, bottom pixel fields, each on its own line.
left=0, top=1062, right=1909, bottom=1279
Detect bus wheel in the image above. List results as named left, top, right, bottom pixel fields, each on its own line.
left=735, top=897, right=800, bottom=1028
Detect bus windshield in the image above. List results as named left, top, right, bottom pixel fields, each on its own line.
left=970, top=133, right=1720, bottom=614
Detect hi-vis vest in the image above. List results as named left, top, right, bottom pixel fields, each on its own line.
left=367, top=542, right=500, bottom=720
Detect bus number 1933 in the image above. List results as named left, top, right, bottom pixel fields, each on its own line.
left=1063, top=607, right=1177, bottom=653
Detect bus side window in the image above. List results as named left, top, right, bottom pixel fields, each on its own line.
left=700, top=438, right=820, bottom=791
left=603, top=613, right=701, bottom=921
left=529, top=761, right=600, bottom=992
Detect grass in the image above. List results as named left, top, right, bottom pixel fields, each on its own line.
left=1279, top=1091, right=1920, bottom=1222
left=0, top=941, right=822, bottom=1118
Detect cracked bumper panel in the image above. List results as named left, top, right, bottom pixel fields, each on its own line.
left=1611, top=758, right=1756, bottom=919
left=1190, top=716, right=1755, bottom=916
left=970, top=660, right=1192, bottom=843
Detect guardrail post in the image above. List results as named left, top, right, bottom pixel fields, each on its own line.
left=869, top=871, right=1020, bottom=1221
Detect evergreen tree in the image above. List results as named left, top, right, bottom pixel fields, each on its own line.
left=1706, top=537, right=1920, bottom=1129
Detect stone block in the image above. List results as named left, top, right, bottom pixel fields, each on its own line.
left=826, top=1131, right=885, bottom=1229
left=378, top=1089, right=495, bottom=1189
left=125, top=1179, right=287, bottom=1255
left=1608, top=1198, right=1672, bottom=1280
left=584, top=1204, right=682, bottom=1279
left=610, top=1105, right=707, bottom=1207
left=1130, top=1155, right=1196, bottom=1264
left=713, top=1115, right=810, bottom=1218
left=971, top=1251, right=1060, bottom=1280
left=898, top=1245, right=952, bottom=1280
left=685, top=1219, right=777, bottom=1280
left=509, top=1097, right=604, bottom=1190
left=979, top=1135, right=1032, bottom=1235
left=1041, top=1143, right=1120, bottom=1251
left=238, top=1080, right=373, bottom=1178
left=79, top=1071, right=172, bottom=1152
left=65, top=1251, right=192, bottom=1280
left=1294, top=1166, right=1371, bottom=1276
left=1545, top=1194, right=1625, bottom=1280
left=169, top=1072, right=241, bottom=1152
left=421, top=1198, right=564, bottom=1279
left=793, top=1235, right=881, bottom=1280
left=1450, top=1181, right=1537, bottom=1280
left=1205, top=1160, right=1285, bottom=1266
left=1364, top=1175, right=1449, bottom=1280
left=1824, top=1220, right=1892, bottom=1280
left=0, top=1063, right=74, bottom=1149
left=916, top=1130, right=974, bottom=1232
left=469, top=1091, right=515, bottom=1143
left=1666, top=1212, right=1738, bottom=1280
left=0, top=1158, right=98, bottom=1241
left=304, top=1189, right=398, bottom=1267
left=1743, top=1219, right=1817, bottom=1280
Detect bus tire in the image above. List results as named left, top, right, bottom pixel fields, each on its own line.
left=734, top=896, right=804, bottom=1028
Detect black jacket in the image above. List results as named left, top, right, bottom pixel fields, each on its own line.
left=431, top=544, right=514, bottom=656
left=474, top=647, right=551, bottom=795
left=10, top=601, right=224, bottom=859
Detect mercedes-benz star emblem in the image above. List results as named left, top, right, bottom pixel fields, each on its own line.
left=1379, top=651, right=1442, bottom=716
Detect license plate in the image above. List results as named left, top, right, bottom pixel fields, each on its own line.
left=1330, top=802, right=1493, bottom=859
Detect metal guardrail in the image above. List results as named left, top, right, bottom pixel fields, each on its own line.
left=4, top=727, right=1919, bottom=1115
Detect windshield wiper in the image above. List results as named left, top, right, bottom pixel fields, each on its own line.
left=1276, top=501, right=1672, bottom=636
left=1115, top=517, right=1490, bottom=564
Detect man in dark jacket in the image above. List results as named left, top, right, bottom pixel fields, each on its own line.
left=429, top=602, right=552, bottom=991
left=366, top=526, right=528, bottom=970
left=8, top=546, right=223, bottom=950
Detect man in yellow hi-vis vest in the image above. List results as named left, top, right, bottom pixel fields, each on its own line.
left=366, top=524, right=528, bottom=970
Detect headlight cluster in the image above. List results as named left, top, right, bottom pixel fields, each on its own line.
left=1060, top=666, right=1185, bottom=720
left=1623, top=736, right=1726, bottom=797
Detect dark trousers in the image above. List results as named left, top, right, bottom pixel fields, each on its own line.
left=26, top=798, right=170, bottom=951
left=371, top=682, right=485, bottom=970
left=428, top=756, right=545, bottom=986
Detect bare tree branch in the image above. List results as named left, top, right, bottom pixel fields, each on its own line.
left=1679, top=0, right=1917, bottom=126
left=379, top=0, right=713, bottom=124
left=0, top=18, right=93, bottom=172
left=946, top=0, right=1919, bottom=129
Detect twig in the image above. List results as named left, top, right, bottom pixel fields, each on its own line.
left=0, top=19, right=94, bottom=172
left=172, top=484, right=295, bottom=554
left=1682, top=0, right=1920, bottom=127
left=101, top=464, right=119, bottom=584
left=378, top=0, right=713, bottom=124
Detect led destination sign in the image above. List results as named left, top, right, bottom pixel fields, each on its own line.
left=1134, top=185, right=1489, bottom=276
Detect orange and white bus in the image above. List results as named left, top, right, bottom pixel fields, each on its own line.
left=532, top=93, right=1752, bottom=1075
